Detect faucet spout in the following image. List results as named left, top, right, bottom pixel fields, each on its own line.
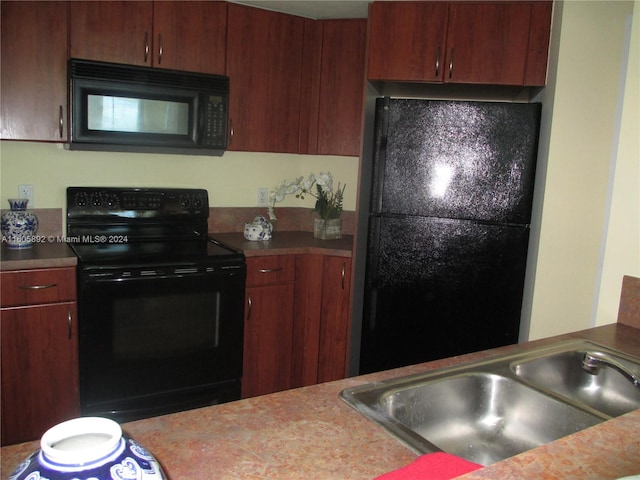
left=582, top=352, right=640, bottom=390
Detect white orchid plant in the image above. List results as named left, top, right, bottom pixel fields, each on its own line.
left=268, top=172, right=345, bottom=222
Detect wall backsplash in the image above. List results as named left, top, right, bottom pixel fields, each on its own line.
left=0, top=207, right=355, bottom=240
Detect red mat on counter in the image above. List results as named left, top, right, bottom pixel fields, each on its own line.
left=374, top=452, right=483, bottom=480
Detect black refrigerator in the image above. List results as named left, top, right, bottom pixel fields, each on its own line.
left=359, top=97, right=541, bottom=374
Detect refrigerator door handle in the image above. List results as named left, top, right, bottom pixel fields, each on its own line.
left=372, top=98, right=391, bottom=214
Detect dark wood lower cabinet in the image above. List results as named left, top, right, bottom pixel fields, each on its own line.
left=1, top=302, right=79, bottom=445
left=242, top=254, right=352, bottom=397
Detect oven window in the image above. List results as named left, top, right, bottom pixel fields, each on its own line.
left=113, top=291, right=220, bottom=360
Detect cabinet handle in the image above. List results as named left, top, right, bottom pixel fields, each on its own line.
left=58, top=105, right=64, bottom=138
left=67, top=309, right=72, bottom=340
left=18, top=283, right=57, bottom=290
left=435, top=46, right=441, bottom=78
left=258, top=267, right=283, bottom=274
left=341, top=263, right=346, bottom=290
left=229, top=118, right=234, bottom=145
left=448, top=48, right=454, bottom=79
left=247, top=295, right=253, bottom=321
left=158, top=34, right=163, bottom=65
left=144, top=32, right=150, bottom=63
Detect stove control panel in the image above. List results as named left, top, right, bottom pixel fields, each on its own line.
left=67, top=187, right=209, bottom=218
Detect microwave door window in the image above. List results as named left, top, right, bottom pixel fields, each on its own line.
left=87, top=95, right=189, bottom=135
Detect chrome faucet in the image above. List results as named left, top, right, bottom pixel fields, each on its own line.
left=582, top=352, right=640, bottom=390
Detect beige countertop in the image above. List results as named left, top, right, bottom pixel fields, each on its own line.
left=2, top=323, right=639, bottom=479
left=0, top=242, right=77, bottom=271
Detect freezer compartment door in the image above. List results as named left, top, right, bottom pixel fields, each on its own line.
left=371, top=98, right=540, bottom=224
left=360, top=215, right=530, bottom=374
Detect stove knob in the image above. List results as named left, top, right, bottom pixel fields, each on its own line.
left=106, top=194, right=120, bottom=208
left=192, top=194, right=203, bottom=209
left=75, top=192, right=88, bottom=207
left=179, top=194, right=191, bottom=209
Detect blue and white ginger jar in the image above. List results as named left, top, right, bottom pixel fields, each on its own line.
left=1, top=198, right=39, bottom=248
left=244, top=215, right=273, bottom=241
left=9, top=417, right=167, bottom=480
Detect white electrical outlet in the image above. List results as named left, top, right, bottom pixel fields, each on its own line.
left=18, top=184, right=34, bottom=205
left=257, top=187, right=269, bottom=207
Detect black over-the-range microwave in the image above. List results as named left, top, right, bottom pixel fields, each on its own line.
left=68, top=58, right=229, bottom=155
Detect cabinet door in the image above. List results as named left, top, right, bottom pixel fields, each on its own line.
left=367, top=1, right=449, bottom=82
left=300, top=19, right=367, bottom=156
left=0, top=1, right=68, bottom=141
left=242, top=284, right=295, bottom=398
left=226, top=4, right=304, bottom=153
left=317, top=257, right=351, bottom=383
left=1, top=302, right=79, bottom=446
left=152, top=1, right=227, bottom=74
left=445, top=2, right=533, bottom=85
left=524, top=1, right=553, bottom=86
left=70, top=1, right=153, bottom=66
left=316, top=19, right=367, bottom=156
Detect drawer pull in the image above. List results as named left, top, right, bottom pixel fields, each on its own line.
left=19, top=283, right=58, bottom=290
left=258, top=267, right=283, bottom=274
left=68, top=309, right=72, bottom=340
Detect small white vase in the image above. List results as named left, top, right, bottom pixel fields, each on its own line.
left=314, top=217, right=342, bottom=240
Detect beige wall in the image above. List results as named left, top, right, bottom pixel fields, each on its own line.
left=595, top=1, right=640, bottom=326
left=0, top=145, right=360, bottom=213
left=527, top=0, right=638, bottom=339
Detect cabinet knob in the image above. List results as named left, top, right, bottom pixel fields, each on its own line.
left=158, top=34, right=163, bottom=64
left=448, top=48, right=455, bottom=79
left=67, top=308, right=73, bottom=340
left=58, top=105, right=64, bottom=139
left=144, top=32, right=150, bottom=63
left=18, top=283, right=57, bottom=290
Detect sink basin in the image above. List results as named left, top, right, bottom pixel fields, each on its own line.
left=340, top=340, right=640, bottom=465
left=343, top=372, right=603, bottom=466
left=512, top=349, right=640, bottom=417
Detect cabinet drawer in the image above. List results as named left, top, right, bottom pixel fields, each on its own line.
left=246, top=255, right=295, bottom=287
left=1, top=267, right=76, bottom=307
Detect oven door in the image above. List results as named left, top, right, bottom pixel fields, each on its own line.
left=77, top=263, right=245, bottom=422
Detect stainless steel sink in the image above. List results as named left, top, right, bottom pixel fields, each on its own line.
left=511, top=348, right=640, bottom=417
left=340, top=340, right=640, bottom=466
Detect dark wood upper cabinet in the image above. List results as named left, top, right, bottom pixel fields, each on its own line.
left=446, top=2, right=533, bottom=85
left=70, top=1, right=227, bottom=74
left=151, top=1, right=227, bottom=74
left=312, top=19, right=367, bottom=157
left=368, top=1, right=449, bottom=82
left=70, top=1, right=153, bottom=66
left=226, top=4, right=304, bottom=153
left=1, top=1, right=68, bottom=141
left=367, top=1, right=552, bottom=86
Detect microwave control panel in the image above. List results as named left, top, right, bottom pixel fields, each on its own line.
left=203, top=95, right=227, bottom=147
